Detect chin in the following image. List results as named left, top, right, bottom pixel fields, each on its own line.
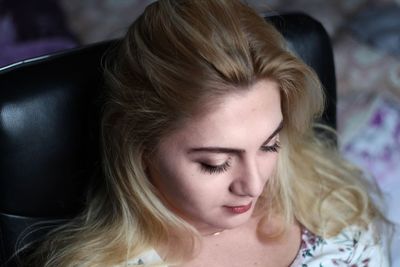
left=209, top=211, right=254, bottom=230
left=183, top=207, right=255, bottom=232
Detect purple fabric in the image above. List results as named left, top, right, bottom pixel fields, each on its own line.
left=340, top=94, right=400, bottom=264
left=0, top=0, right=78, bottom=68
left=342, top=96, right=400, bottom=188
left=0, top=15, right=16, bottom=46
left=0, top=37, right=77, bottom=68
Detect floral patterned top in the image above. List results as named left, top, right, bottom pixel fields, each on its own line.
left=120, top=225, right=389, bottom=266
left=290, top=225, right=388, bottom=267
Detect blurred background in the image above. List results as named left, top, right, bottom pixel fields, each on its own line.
left=1, top=0, right=399, bottom=264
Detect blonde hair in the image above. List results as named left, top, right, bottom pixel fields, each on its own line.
left=29, top=0, right=383, bottom=266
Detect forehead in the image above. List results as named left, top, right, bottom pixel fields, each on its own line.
left=159, top=79, right=282, bottom=149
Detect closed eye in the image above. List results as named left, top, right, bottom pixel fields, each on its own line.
left=260, top=140, right=280, bottom=153
left=200, top=160, right=231, bottom=174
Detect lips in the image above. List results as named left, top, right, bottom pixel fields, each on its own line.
left=224, top=202, right=252, bottom=214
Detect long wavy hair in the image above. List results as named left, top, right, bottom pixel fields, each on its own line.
left=29, top=0, right=383, bottom=266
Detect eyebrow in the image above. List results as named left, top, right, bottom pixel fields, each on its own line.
left=187, top=120, right=284, bottom=155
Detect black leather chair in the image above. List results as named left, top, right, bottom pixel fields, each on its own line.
left=0, top=13, right=336, bottom=267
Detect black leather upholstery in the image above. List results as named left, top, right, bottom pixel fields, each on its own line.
left=0, top=41, right=113, bottom=266
left=0, top=13, right=336, bottom=266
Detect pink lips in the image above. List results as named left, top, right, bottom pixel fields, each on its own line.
left=224, top=202, right=252, bottom=214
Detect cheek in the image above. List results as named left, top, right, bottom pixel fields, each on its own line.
left=260, top=154, right=279, bottom=181
left=152, top=158, right=200, bottom=202
left=156, top=161, right=226, bottom=210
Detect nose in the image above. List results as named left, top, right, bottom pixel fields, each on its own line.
left=229, top=157, right=265, bottom=198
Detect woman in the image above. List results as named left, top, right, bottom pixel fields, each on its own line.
left=30, top=0, right=389, bottom=266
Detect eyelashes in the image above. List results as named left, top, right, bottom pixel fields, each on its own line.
left=260, top=140, right=281, bottom=153
left=200, top=161, right=231, bottom=174
left=200, top=141, right=281, bottom=175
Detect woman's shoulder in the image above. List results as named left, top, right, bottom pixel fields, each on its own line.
left=291, top=224, right=389, bottom=267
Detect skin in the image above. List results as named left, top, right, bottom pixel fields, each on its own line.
left=150, top=79, right=284, bottom=234
left=149, top=79, right=301, bottom=266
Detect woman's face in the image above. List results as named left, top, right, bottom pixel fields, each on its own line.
left=149, top=79, right=283, bottom=234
